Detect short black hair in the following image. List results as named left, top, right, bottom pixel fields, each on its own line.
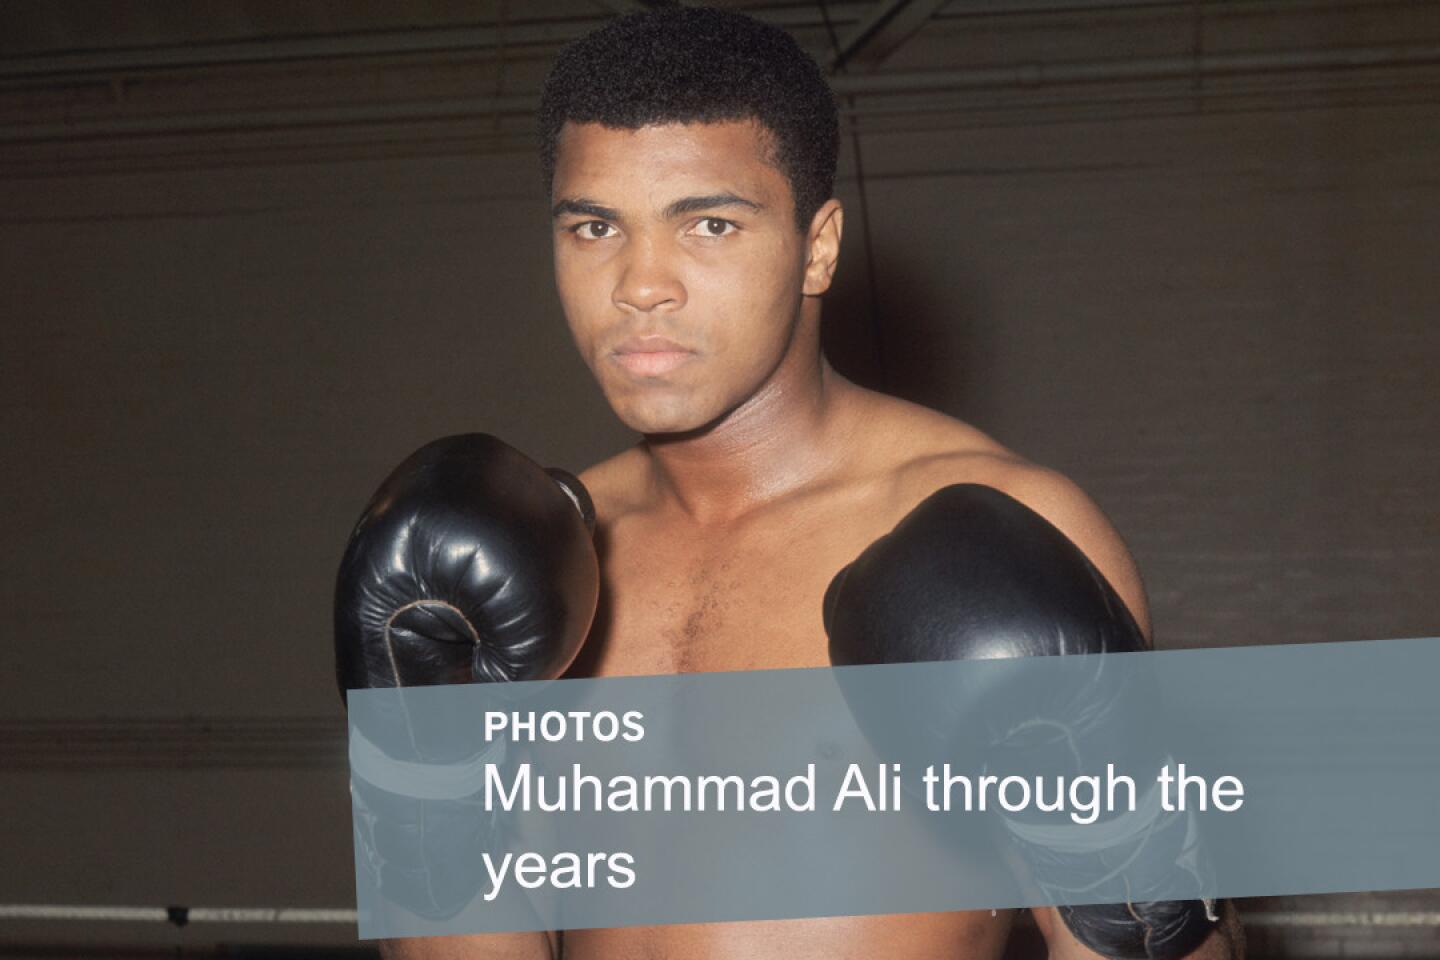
left=538, top=7, right=839, bottom=231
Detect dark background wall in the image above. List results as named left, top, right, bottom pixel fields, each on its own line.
left=1, top=1, right=1437, bottom=954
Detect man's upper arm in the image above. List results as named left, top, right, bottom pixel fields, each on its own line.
left=992, top=463, right=1154, bottom=646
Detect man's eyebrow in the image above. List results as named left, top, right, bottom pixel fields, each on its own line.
left=550, top=193, right=763, bottom=221
left=663, top=193, right=763, bottom=219
left=551, top=197, right=621, bottom=220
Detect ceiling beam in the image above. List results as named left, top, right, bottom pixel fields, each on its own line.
left=591, top=0, right=679, bottom=13
left=828, top=0, right=949, bottom=72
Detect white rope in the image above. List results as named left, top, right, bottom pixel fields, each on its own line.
left=191, top=907, right=357, bottom=924
left=0, top=904, right=356, bottom=924
left=0, top=906, right=168, bottom=922
left=1243, top=911, right=1440, bottom=928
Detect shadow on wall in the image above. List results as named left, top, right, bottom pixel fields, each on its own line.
left=820, top=235, right=995, bottom=426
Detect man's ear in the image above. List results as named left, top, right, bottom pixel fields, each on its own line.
left=802, top=198, right=844, bottom=297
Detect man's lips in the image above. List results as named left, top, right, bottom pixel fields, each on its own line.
left=610, top=336, right=697, bottom=377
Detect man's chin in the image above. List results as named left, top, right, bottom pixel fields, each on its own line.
left=612, top=401, right=725, bottom=440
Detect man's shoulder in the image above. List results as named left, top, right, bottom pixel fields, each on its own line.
left=577, top=444, right=650, bottom=522
left=857, top=391, right=1093, bottom=511
left=855, top=391, right=1023, bottom=489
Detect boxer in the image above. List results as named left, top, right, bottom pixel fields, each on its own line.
left=364, top=7, right=1245, bottom=959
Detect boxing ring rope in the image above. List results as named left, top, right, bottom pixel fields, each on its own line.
left=2, top=903, right=1437, bottom=928
left=0, top=905, right=356, bottom=925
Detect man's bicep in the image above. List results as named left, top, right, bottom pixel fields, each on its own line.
left=995, top=464, right=1153, bottom=645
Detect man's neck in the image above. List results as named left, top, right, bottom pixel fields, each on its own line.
left=641, top=352, right=859, bottom=526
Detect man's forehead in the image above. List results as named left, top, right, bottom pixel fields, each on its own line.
left=552, top=119, right=786, bottom=200
left=556, top=117, right=776, bottom=153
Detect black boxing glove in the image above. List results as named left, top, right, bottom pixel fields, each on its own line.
left=825, top=484, right=1218, bottom=960
left=335, top=432, right=598, bottom=694
left=335, top=433, right=599, bottom=921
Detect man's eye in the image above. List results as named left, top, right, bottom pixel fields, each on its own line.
left=691, top=218, right=737, bottom=238
left=574, top=221, right=615, bottom=240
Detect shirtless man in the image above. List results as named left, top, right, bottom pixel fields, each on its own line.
left=361, top=7, right=1244, bottom=959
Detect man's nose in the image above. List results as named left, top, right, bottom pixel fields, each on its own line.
left=613, top=237, right=685, bottom=314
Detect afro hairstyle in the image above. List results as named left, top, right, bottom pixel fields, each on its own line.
left=538, top=6, right=840, bottom=231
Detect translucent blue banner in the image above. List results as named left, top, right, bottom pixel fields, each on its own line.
left=348, top=637, right=1440, bottom=939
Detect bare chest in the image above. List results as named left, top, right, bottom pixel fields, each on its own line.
left=580, top=507, right=876, bottom=677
